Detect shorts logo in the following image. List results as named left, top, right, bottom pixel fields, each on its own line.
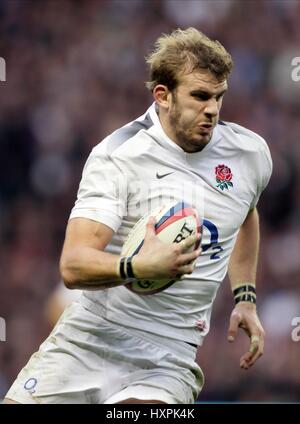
left=215, top=164, right=233, bottom=191
left=24, top=378, right=38, bottom=394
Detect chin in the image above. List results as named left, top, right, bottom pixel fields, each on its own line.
left=194, top=134, right=211, bottom=145
left=176, top=132, right=212, bottom=153
left=183, top=142, right=207, bottom=153
left=184, top=137, right=210, bottom=153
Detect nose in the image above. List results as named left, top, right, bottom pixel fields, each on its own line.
left=204, top=98, right=219, bottom=118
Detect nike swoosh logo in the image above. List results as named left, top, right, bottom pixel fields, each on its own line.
left=156, top=171, right=174, bottom=179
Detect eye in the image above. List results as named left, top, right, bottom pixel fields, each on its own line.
left=192, top=93, right=210, bottom=101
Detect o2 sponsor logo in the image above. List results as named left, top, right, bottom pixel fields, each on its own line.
left=202, top=219, right=224, bottom=260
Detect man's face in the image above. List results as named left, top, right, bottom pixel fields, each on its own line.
left=168, top=69, right=228, bottom=153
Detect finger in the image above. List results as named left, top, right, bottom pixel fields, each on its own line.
left=250, top=335, right=261, bottom=353
left=246, top=336, right=264, bottom=368
left=240, top=322, right=251, bottom=338
left=240, top=349, right=263, bottom=369
left=240, top=335, right=264, bottom=370
left=227, top=311, right=242, bottom=342
left=144, top=216, right=156, bottom=239
left=176, top=249, right=201, bottom=266
left=176, top=262, right=196, bottom=276
left=248, top=334, right=264, bottom=367
left=178, top=233, right=200, bottom=252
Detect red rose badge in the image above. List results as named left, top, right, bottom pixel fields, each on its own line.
left=215, top=164, right=233, bottom=191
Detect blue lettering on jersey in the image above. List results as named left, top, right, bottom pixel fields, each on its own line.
left=202, top=219, right=224, bottom=260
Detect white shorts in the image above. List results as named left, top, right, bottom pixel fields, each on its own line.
left=5, top=301, right=204, bottom=404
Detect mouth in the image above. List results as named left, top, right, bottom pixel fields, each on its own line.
left=198, top=123, right=214, bottom=134
left=198, top=122, right=213, bottom=128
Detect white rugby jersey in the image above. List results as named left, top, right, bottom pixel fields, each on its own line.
left=70, top=103, right=272, bottom=346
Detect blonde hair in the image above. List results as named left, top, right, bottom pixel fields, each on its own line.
left=146, top=27, right=233, bottom=92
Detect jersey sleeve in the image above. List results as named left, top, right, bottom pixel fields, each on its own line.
left=250, top=139, right=273, bottom=210
left=69, top=147, right=128, bottom=232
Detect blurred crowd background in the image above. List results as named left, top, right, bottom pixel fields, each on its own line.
left=1, top=0, right=300, bottom=402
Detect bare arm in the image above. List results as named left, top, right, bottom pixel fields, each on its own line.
left=59, top=218, right=123, bottom=290
left=228, top=207, right=259, bottom=286
left=60, top=217, right=201, bottom=290
left=227, top=208, right=265, bottom=370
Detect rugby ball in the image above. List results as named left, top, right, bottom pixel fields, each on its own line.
left=122, top=201, right=201, bottom=295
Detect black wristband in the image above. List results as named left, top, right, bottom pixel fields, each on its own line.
left=233, top=283, right=256, bottom=305
left=234, top=293, right=256, bottom=305
left=119, top=257, right=127, bottom=280
left=126, top=256, right=136, bottom=279
left=233, top=284, right=256, bottom=297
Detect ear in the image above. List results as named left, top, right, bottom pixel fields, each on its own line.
left=153, top=85, right=171, bottom=110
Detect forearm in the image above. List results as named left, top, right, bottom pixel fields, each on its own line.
left=60, top=247, right=123, bottom=290
left=227, top=209, right=265, bottom=369
left=228, top=208, right=260, bottom=290
left=59, top=217, right=200, bottom=291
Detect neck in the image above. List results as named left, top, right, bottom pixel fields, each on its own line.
left=156, top=106, right=178, bottom=145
